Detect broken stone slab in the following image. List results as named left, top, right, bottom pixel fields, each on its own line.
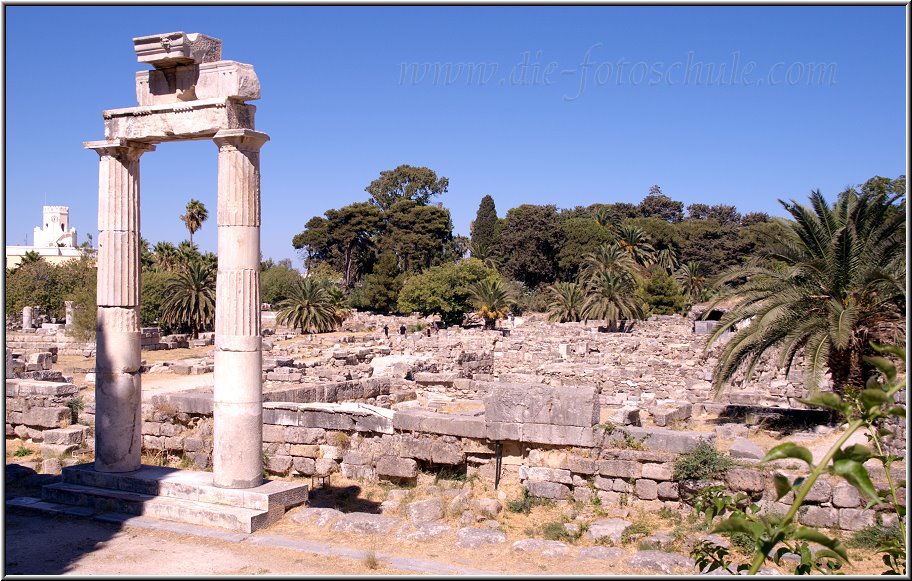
left=621, top=426, right=716, bottom=453
left=392, top=408, right=485, bottom=439
left=628, top=550, right=695, bottom=573
left=290, top=507, right=343, bottom=527
left=651, top=403, right=692, bottom=427
left=405, top=498, right=444, bottom=523
left=330, top=512, right=403, bottom=535
left=577, top=546, right=626, bottom=561
left=586, top=518, right=631, bottom=544
left=42, top=426, right=89, bottom=446
left=730, top=438, right=765, bottom=461
left=454, top=527, right=507, bottom=549
left=483, top=383, right=598, bottom=428
left=511, top=539, right=570, bottom=558
left=395, top=522, right=452, bottom=541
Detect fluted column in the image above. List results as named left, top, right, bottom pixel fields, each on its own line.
left=212, top=129, right=269, bottom=488
left=85, top=139, right=155, bottom=473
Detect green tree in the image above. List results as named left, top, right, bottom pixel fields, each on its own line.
left=141, top=270, right=177, bottom=328
left=180, top=199, right=209, bottom=246
left=20, top=250, right=43, bottom=265
left=261, top=263, right=302, bottom=305
left=383, top=199, right=453, bottom=273
left=470, top=195, right=499, bottom=260
left=639, top=271, right=688, bottom=315
left=706, top=187, right=906, bottom=395
left=365, top=164, right=449, bottom=210
left=740, top=211, right=771, bottom=226
left=546, top=282, right=586, bottom=323
left=466, top=277, right=515, bottom=330
left=397, top=258, right=499, bottom=326
left=675, top=261, right=708, bottom=303
left=354, top=251, right=404, bottom=313
left=638, top=186, right=684, bottom=223
left=498, top=204, right=561, bottom=288
left=160, top=261, right=216, bottom=338
left=291, top=202, right=383, bottom=286
left=275, top=277, right=341, bottom=334
left=152, top=241, right=179, bottom=271
left=579, top=242, right=637, bottom=282
left=655, top=247, right=680, bottom=275
left=584, top=270, right=644, bottom=331
left=557, top=217, right=615, bottom=280
left=616, top=224, right=657, bottom=268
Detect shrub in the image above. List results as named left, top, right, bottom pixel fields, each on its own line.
left=541, top=521, right=573, bottom=542
left=673, top=441, right=735, bottom=481
left=848, top=522, right=903, bottom=549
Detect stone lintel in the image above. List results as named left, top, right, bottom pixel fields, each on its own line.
left=133, top=32, right=222, bottom=68
left=102, top=98, right=256, bottom=143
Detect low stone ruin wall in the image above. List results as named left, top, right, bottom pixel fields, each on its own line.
left=5, top=332, right=94, bottom=358
left=4, top=379, right=91, bottom=457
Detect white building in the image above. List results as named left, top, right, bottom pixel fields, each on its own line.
left=6, top=205, right=86, bottom=267
left=33, top=205, right=78, bottom=247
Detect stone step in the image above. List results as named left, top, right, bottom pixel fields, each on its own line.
left=61, top=463, right=307, bottom=512
left=41, top=482, right=279, bottom=533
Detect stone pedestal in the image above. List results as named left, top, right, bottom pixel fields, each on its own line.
left=85, top=139, right=155, bottom=473
left=212, top=129, right=269, bottom=489
left=22, top=306, right=33, bottom=329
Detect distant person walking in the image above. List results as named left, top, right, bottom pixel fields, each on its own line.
left=382, top=324, right=389, bottom=338
left=399, top=324, right=407, bottom=336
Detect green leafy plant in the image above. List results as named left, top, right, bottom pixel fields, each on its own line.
left=673, top=441, right=736, bottom=481
left=691, top=342, right=906, bottom=575
left=541, top=521, right=573, bottom=542
left=66, top=396, right=84, bottom=424
left=621, top=520, right=651, bottom=545
left=12, top=446, right=31, bottom=458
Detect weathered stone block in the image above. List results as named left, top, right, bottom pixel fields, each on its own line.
left=657, top=481, right=679, bottom=500
left=292, top=456, right=316, bottom=475
left=526, top=480, right=569, bottom=500
left=724, top=468, right=766, bottom=493
left=804, top=479, right=832, bottom=504
left=376, top=456, right=418, bottom=479
left=832, top=484, right=861, bottom=508
left=284, top=427, right=325, bottom=444
left=635, top=479, right=658, bottom=500
left=797, top=505, right=838, bottom=528
left=641, top=463, right=673, bottom=481
left=265, top=455, right=292, bottom=474
left=342, top=450, right=371, bottom=466
left=567, top=456, right=599, bottom=475
left=599, top=459, right=642, bottom=479
left=838, top=508, right=876, bottom=531
left=430, top=440, right=465, bottom=465
left=290, top=444, right=320, bottom=458
left=22, top=407, right=69, bottom=429
left=526, top=466, right=572, bottom=484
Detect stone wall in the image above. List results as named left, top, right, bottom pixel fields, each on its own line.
left=5, top=331, right=94, bottom=357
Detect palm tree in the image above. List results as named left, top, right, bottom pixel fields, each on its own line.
left=675, top=261, right=707, bottom=302
left=20, top=250, right=43, bottom=265
left=160, top=261, right=216, bottom=338
left=468, top=240, right=503, bottom=272
left=616, top=225, right=656, bottom=268
left=546, top=281, right=586, bottom=323
left=176, top=240, right=201, bottom=266
left=584, top=270, right=644, bottom=331
left=593, top=206, right=614, bottom=228
left=276, top=277, right=340, bottom=334
left=180, top=199, right=209, bottom=246
left=706, top=188, right=905, bottom=395
left=466, top=278, right=514, bottom=330
left=656, top=247, right=680, bottom=275
left=153, top=241, right=179, bottom=271
left=580, top=242, right=637, bottom=281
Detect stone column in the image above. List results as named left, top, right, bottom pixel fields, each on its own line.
left=64, top=301, right=75, bottom=328
left=22, top=307, right=33, bottom=329
left=85, top=139, right=155, bottom=473
left=212, top=129, right=269, bottom=488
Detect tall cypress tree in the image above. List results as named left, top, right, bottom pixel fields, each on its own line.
left=470, top=195, right=498, bottom=257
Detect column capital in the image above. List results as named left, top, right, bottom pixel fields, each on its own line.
left=213, top=129, right=269, bottom=152
left=84, top=139, right=156, bottom=160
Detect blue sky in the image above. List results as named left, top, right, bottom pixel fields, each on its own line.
left=4, top=5, right=907, bottom=267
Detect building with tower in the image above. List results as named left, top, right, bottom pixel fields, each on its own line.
left=6, top=205, right=87, bottom=267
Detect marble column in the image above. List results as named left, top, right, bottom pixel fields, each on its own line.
left=85, top=139, right=155, bottom=473
left=212, top=129, right=269, bottom=488
left=22, top=307, right=33, bottom=329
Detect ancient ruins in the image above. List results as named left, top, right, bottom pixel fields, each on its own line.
left=4, top=31, right=905, bottom=575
